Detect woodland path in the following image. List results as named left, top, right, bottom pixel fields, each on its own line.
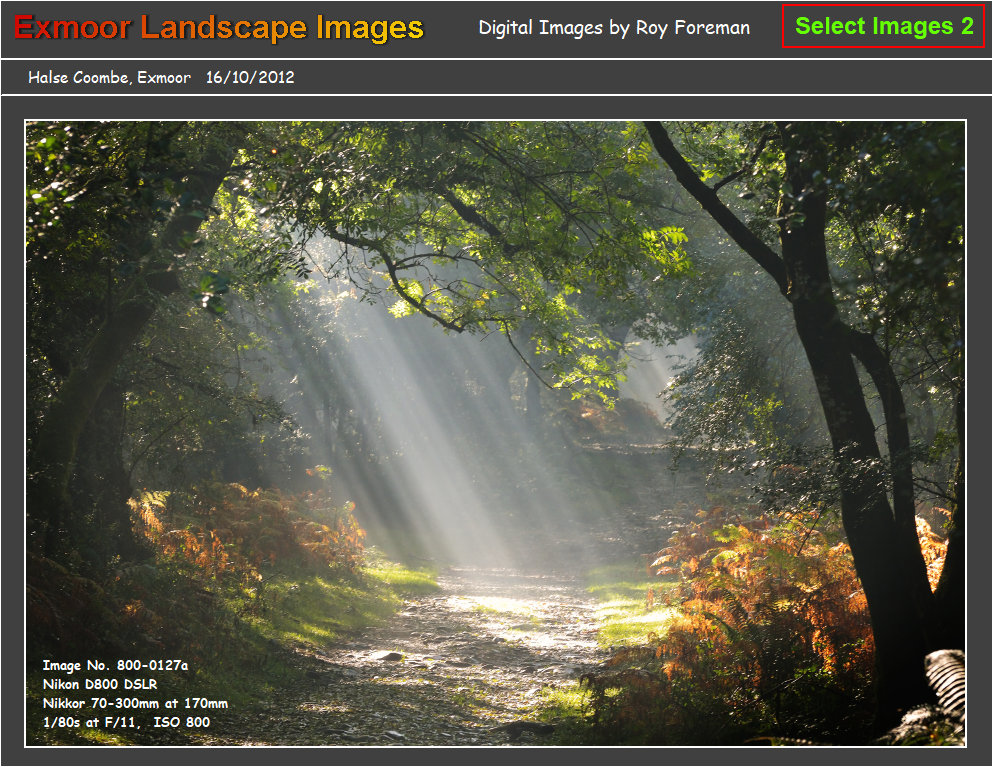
left=200, top=566, right=608, bottom=746
left=197, top=447, right=708, bottom=747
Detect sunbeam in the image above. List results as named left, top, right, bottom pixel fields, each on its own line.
left=250, top=251, right=673, bottom=572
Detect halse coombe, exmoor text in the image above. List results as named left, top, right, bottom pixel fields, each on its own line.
left=38, top=658, right=227, bottom=735
left=26, top=69, right=299, bottom=87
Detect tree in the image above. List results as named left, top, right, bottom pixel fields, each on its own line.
left=253, top=122, right=690, bottom=397
left=27, top=120, right=684, bottom=567
left=644, top=120, right=964, bottom=723
left=27, top=123, right=244, bottom=559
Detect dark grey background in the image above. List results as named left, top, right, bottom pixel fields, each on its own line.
left=5, top=4, right=991, bottom=766
left=5, top=1, right=991, bottom=59
left=6, top=94, right=991, bottom=767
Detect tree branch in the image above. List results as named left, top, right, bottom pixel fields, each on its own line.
left=712, top=132, right=772, bottom=193
left=846, top=328, right=916, bottom=528
left=644, top=122, right=789, bottom=296
left=499, top=321, right=556, bottom=390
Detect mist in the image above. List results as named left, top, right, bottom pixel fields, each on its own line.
left=247, top=272, right=698, bottom=573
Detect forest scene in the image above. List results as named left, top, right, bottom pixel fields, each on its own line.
left=25, top=120, right=964, bottom=749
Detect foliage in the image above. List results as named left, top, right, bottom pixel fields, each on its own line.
left=123, top=296, right=300, bottom=492
left=32, top=482, right=368, bottom=690
left=24, top=120, right=965, bottom=740
left=581, top=504, right=927, bottom=744
left=653, top=507, right=874, bottom=687
left=554, top=397, right=670, bottom=446
left=651, top=122, right=961, bottom=518
left=131, top=482, right=366, bottom=585
left=26, top=121, right=245, bottom=559
left=26, top=553, right=126, bottom=661
left=916, top=511, right=950, bottom=591
left=25, top=122, right=244, bottom=423
left=646, top=121, right=964, bottom=715
left=662, top=304, right=825, bottom=469
left=650, top=120, right=962, bottom=485
left=579, top=501, right=952, bottom=744
left=249, top=121, right=691, bottom=402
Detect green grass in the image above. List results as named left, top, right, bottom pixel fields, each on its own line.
left=540, top=685, right=589, bottom=720
left=585, top=558, right=679, bottom=647
left=362, top=552, right=441, bottom=598
left=234, top=552, right=439, bottom=652
left=254, top=574, right=396, bottom=646
left=528, top=557, right=681, bottom=745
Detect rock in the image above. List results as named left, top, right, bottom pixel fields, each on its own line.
left=370, top=650, right=405, bottom=661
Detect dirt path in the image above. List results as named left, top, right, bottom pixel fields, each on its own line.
left=194, top=457, right=710, bottom=747
left=201, top=565, right=608, bottom=746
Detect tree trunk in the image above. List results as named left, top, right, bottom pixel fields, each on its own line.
left=31, top=296, right=160, bottom=558
left=29, top=140, right=235, bottom=559
left=847, top=329, right=935, bottom=638
left=932, top=386, right=965, bottom=649
left=72, top=382, right=145, bottom=565
left=780, top=182, right=930, bottom=722
left=645, top=121, right=935, bottom=724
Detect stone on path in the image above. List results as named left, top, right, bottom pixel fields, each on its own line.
left=370, top=650, right=405, bottom=661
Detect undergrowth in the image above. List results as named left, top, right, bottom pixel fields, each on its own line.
left=26, top=482, right=438, bottom=746
left=562, top=504, right=949, bottom=746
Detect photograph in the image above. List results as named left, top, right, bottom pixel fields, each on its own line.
left=24, top=118, right=965, bottom=748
